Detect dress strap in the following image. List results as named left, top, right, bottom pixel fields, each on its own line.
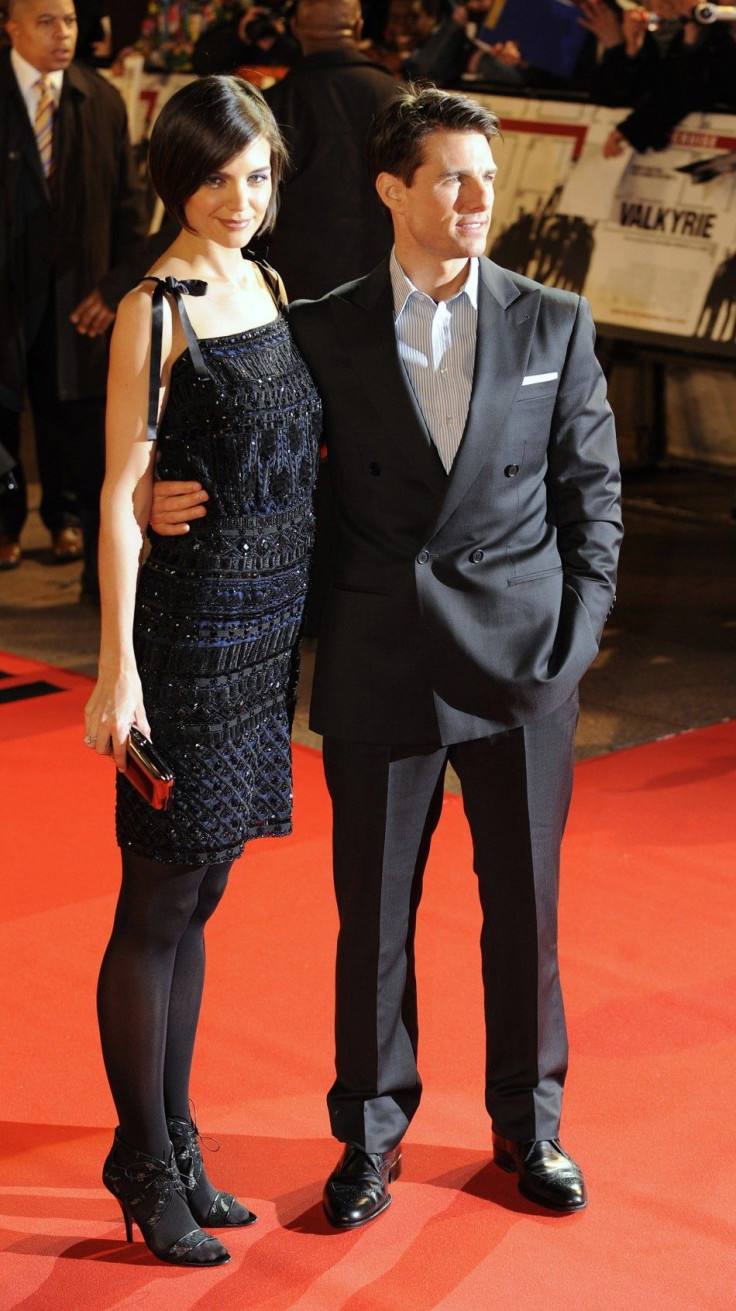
left=241, top=250, right=287, bottom=312
left=141, top=276, right=211, bottom=442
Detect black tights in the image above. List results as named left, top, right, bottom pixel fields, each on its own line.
left=97, top=851, right=232, bottom=1157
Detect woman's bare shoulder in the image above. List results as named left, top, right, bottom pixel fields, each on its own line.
left=116, top=268, right=187, bottom=331
left=118, top=279, right=158, bottom=318
left=111, top=283, right=161, bottom=362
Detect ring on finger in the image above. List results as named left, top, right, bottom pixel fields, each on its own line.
left=84, top=734, right=97, bottom=747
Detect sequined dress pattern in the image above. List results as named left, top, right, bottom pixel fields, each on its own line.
left=116, top=299, right=321, bottom=864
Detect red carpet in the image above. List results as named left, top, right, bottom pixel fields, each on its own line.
left=1, top=651, right=734, bottom=1310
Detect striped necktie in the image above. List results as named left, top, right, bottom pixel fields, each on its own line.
left=33, top=76, right=55, bottom=179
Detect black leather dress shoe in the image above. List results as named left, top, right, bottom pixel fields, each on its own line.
left=492, top=1134, right=587, bottom=1211
left=323, top=1143, right=402, bottom=1229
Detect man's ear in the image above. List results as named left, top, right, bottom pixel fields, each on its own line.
left=375, top=172, right=405, bottom=214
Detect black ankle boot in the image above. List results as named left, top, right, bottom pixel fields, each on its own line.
left=167, top=1115, right=257, bottom=1228
left=102, top=1130, right=231, bottom=1265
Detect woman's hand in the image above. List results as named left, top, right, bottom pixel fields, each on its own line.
left=84, top=669, right=151, bottom=772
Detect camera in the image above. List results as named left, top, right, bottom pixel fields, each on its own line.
left=241, top=1, right=291, bottom=45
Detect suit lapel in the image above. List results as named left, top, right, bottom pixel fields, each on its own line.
left=430, top=258, right=540, bottom=537
left=331, top=262, right=447, bottom=484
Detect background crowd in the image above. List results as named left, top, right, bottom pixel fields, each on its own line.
left=4, top=2, right=735, bottom=114
left=0, top=0, right=734, bottom=593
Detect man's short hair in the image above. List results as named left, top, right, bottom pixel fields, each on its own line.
left=149, top=74, right=288, bottom=235
left=366, top=85, right=500, bottom=188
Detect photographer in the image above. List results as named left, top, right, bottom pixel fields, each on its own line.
left=192, top=0, right=298, bottom=73
left=582, top=0, right=736, bottom=154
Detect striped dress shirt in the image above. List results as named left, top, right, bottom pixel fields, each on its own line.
left=10, top=48, right=63, bottom=124
left=390, top=249, right=479, bottom=473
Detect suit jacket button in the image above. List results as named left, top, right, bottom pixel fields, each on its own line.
left=369, top=462, right=381, bottom=476
left=417, top=549, right=429, bottom=564
left=505, top=464, right=520, bottom=477
left=470, top=549, right=484, bottom=563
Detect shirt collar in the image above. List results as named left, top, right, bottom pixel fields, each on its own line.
left=10, top=48, right=64, bottom=105
left=390, top=248, right=479, bottom=318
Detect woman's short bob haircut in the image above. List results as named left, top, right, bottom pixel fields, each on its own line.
left=148, top=75, right=288, bottom=236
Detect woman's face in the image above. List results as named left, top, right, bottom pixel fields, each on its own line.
left=184, top=136, right=272, bottom=245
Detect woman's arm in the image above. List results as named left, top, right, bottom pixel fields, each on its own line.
left=84, top=287, right=167, bottom=769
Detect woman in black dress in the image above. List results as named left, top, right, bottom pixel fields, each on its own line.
left=84, top=76, right=321, bottom=1267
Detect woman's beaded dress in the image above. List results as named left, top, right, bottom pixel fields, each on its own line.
left=116, top=278, right=321, bottom=865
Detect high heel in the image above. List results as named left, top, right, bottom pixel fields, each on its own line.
left=167, top=1115, right=257, bottom=1228
left=116, top=1198, right=133, bottom=1242
left=102, top=1129, right=231, bottom=1265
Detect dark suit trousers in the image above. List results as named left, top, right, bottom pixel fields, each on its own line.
left=322, top=691, right=579, bottom=1153
left=0, top=294, right=105, bottom=590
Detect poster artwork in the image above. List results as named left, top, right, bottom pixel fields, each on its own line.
left=476, top=95, right=736, bottom=353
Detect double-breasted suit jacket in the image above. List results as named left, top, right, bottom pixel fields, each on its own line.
left=289, top=256, right=622, bottom=746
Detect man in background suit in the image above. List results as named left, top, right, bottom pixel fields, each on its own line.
left=263, top=0, right=399, bottom=633
left=263, top=0, right=398, bottom=301
left=151, top=86, right=622, bottom=1225
left=0, top=0, right=147, bottom=587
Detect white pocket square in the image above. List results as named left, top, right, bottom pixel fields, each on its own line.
left=522, top=372, right=558, bottom=386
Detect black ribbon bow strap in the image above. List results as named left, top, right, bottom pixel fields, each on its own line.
left=143, top=276, right=211, bottom=442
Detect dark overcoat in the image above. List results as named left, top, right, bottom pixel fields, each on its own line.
left=264, top=50, right=399, bottom=300
left=0, top=51, right=148, bottom=410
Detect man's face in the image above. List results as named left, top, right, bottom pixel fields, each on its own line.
left=383, top=131, right=497, bottom=265
left=6, top=0, right=78, bottom=75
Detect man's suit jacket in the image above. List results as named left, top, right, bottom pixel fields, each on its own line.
left=0, top=52, right=148, bottom=411
left=289, top=256, right=623, bottom=745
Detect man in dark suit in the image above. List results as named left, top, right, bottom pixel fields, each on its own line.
left=151, top=85, right=622, bottom=1224
left=0, top=0, right=147, bottom=586
left=262, top=0, right=398, bottom=301
left=263, top=0, right=400, bottom=633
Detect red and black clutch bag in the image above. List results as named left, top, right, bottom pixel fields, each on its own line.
left=125, top=725, right=175, bottom=811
